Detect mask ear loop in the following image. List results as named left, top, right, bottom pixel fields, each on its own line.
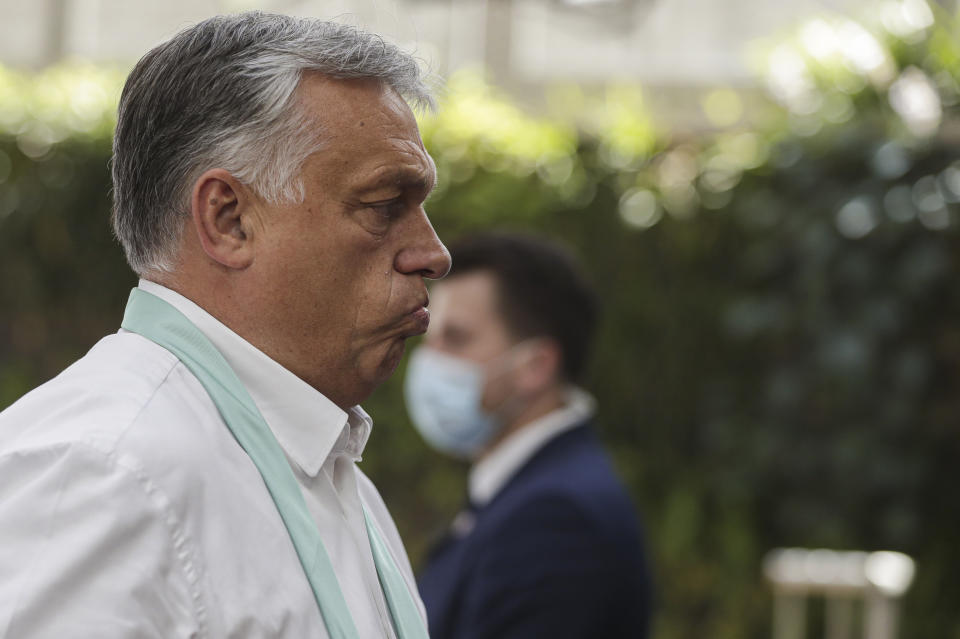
left=480, top=337, right=550, bottom=424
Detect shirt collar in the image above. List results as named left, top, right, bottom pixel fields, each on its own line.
left=137, top=280, right=370, bottom=477
left=468, top=387, right=596, bottom=507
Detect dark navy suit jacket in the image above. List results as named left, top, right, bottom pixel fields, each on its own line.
left=417, top=423, right=652, bottom=639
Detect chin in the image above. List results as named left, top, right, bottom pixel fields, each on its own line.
left=379, top=339, right=407, bottom=377
left=353, top=339, right=408, bottom=401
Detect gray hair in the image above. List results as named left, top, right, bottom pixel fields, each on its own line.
left=111, top=12, right=434, bottom=275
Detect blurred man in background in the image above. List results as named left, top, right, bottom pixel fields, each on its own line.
left=0, top=13, right=447, bottom=638
left=406, top=232, right=652, bottom=639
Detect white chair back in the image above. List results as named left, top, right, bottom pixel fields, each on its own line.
left=764, top=548, right=915, bottom=639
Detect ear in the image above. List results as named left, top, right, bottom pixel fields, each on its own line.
left=514, top=339, right=563, bottom=396
left=190, top=169, right=255, bottom=270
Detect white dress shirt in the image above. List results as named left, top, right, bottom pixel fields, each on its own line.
left=469, top=387, right=596, bottom=507
left=0, top=281, right=424, bottom=638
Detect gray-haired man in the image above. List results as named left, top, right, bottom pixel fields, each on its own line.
left=0, top=13, right=449, bottom=638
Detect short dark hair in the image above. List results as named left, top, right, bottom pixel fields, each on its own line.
left=448, top=232, right=599, bottom=382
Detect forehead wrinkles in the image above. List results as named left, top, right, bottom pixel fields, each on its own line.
left=297, top=74, right=420, bottom=149
left=376, top=139, right=434, bottom=182
left=297, top=110, right=432, bottom=194
left=334, top=127, right=434, bottom=195
left=292, top=76, right=434, bottom=198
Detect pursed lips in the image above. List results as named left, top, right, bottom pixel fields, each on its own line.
left=406, top=304, right=430, bottom=335
left=398, top=296, right=431, bottom=336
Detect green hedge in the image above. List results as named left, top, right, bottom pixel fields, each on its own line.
left=2, top=5, right=959, bottom=637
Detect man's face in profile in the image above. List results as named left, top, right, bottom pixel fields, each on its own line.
left=424, top=270, right=519, bottom=411
left=242, top=74, right=450, bottom=408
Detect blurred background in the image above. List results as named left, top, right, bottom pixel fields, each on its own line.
left=1, top=0, right=959, bottom=637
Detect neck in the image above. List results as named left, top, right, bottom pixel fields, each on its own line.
left=144, top=270, right=236, bottom=334
left=476, top=384, right=567, bottom=463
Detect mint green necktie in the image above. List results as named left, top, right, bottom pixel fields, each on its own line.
left=121, top=288, right=428, bottom=639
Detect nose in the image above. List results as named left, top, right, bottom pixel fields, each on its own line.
left=395, top=210, right=452, bottom=279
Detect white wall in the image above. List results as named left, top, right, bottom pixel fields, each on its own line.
left=0, top=0, right=875, bottom=85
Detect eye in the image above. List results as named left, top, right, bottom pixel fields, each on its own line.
left=443, top=325, right=472, bottom=349
left=372, top=199, right=406, bottom=218
left=356, top=198, right=406, bottom=235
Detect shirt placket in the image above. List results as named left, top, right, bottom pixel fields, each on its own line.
left=327, top=452, right=398, bottom=639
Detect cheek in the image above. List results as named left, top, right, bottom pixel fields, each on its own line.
left=352, top=259, right=398, bottom=312
left=480, top=381, right=505, bottom=413
left=479, top=367, right=512, bottom=411
left=257, top=248, right=340, bottom=338
left=270, top=226, right=352, bottom=300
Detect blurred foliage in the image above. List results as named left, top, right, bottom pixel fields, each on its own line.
left=2, top=1, right=960, bottom=637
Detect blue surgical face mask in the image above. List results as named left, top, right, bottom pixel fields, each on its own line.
left=403, top=347, right=501, bottom=459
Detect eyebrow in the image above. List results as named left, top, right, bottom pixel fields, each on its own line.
left=355, top=165, right=437, bottom=197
